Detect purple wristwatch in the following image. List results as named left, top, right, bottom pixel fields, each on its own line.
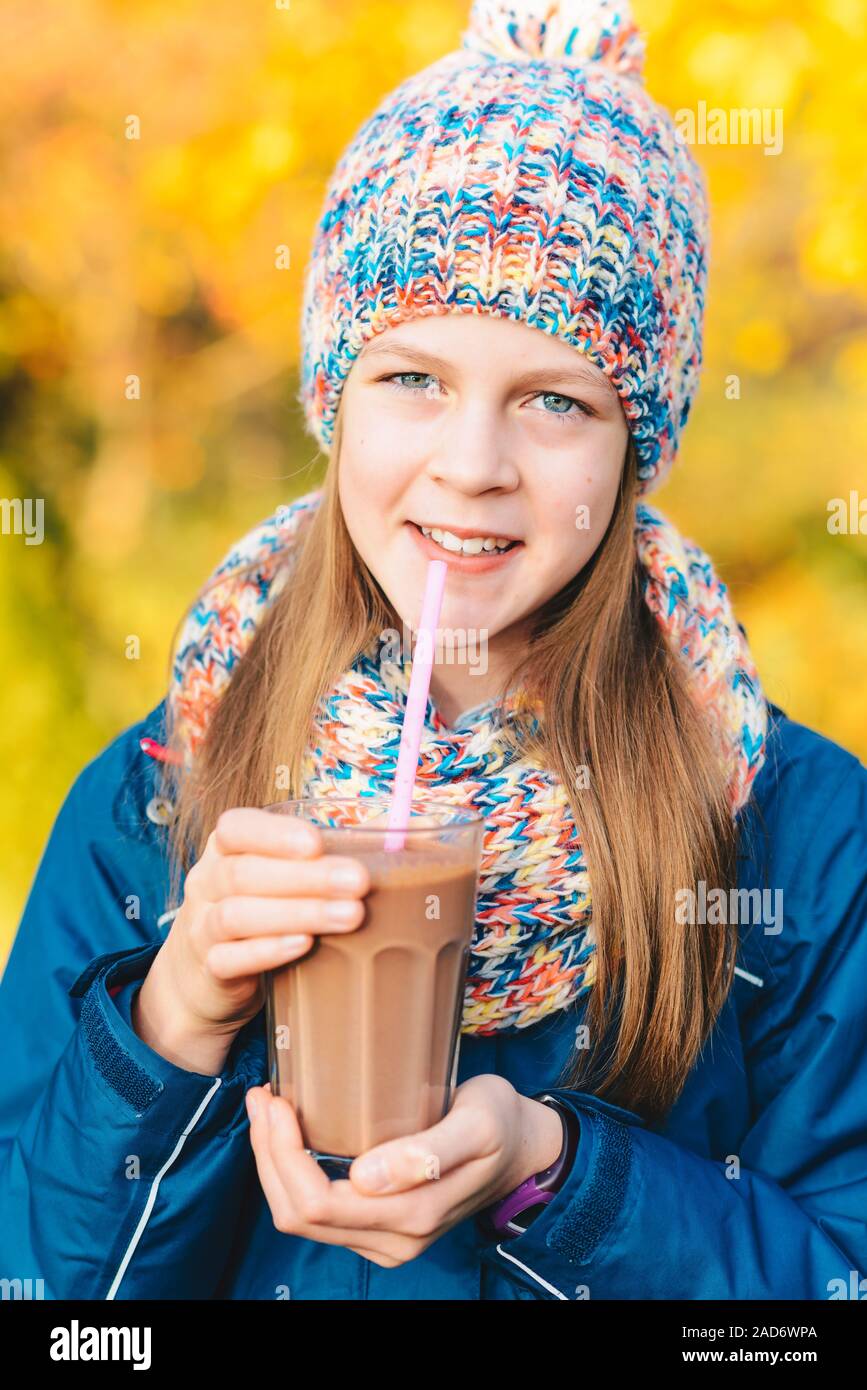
left=478, top=1092, right=581, bottom=1241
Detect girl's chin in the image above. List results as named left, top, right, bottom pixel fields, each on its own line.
left=379, top=585, right=506, bottom=646
left=390, top=600, right=503, bottom=641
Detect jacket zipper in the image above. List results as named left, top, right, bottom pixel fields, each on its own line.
left=495, top=1243, right=569, bottom=1300
left=105, top=1078, right=224, bottom=1299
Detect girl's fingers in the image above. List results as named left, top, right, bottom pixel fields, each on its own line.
left=206, top=934, right=314, bottom=977
left=261, top=1099, right=454, bottom=1237
left=213, top=807, right=324, bottom=859
left=245, top=1089, right=395, bottom=1259
left=247, top=1089, right=475, bottom=1255
left=247, top=1087, right=325, bottom=1199
left=207, top=893, right=366, bottom=941
left=212, top=853, right=371, bottom=903
left=348, top=1097, right=488, bottom=1195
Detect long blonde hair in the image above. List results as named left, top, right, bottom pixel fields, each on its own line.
left=163, top=401, right=739, bottom=1125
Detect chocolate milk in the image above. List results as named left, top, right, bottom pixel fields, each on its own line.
left=266, top=832, right=480, bottom=1160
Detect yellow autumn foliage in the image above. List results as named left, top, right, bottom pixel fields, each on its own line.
left=0, top=0, right=865, bottom=950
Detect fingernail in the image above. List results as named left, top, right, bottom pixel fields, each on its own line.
left=326, top=900, right=360, bottom=923
left=329, top=864, right=366, bottom=892
left=246, top=1090, right=258, bottom=1120
left=353, top=1155, right=390, bottom=1191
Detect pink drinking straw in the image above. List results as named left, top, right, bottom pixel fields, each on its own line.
left=383, top=558, right=447, bottom=852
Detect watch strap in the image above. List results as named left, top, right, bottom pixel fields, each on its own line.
left=479, top=1093, right=581, bottom=1241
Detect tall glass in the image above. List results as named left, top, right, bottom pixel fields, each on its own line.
left=263, top=796, right=484, bottom=1173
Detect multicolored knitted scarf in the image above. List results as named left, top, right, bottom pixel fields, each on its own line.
left=168, top=490, right=768, bottom=1034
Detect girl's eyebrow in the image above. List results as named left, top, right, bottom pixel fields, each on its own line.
left=360, top=341, right=614, bottom=395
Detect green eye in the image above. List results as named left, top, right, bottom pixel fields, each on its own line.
left=531, top=392, right=592, bottom=422
left=387, top=373, right=438, bottom=392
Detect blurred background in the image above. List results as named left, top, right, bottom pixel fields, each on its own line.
left=2, top=0, right=866, bottom=958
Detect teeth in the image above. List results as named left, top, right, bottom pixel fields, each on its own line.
left=420, top=525, right=514, bottom=554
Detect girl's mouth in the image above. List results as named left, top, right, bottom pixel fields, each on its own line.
left=406, top=521, right=524, bottom=573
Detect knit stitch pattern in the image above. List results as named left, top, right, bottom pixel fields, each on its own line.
left=167, top=490, right=768, bottom=1035
left=297, top=0, right=709, bottom=493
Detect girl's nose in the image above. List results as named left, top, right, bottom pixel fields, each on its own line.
left=424, top=406, right=520, bottom=494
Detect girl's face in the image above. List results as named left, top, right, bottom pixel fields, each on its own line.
left=337, top=312, right=629, bottom=655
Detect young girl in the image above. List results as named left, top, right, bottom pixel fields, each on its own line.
left=2, top=0, right=865, bottom=1302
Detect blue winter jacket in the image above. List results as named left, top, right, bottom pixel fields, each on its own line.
left=1, top=697, right=865, bottom=1301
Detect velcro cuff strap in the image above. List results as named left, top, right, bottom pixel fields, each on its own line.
left=547, top=1109, right=633, bottom=1264
left=70, top=942, right=165, bottom=1114
left=79, top=982, right=164, bottom=1113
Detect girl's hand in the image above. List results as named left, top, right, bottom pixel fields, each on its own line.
left=132, top=808, right=371, bottom=1074
left=245, top=1074, right=566, bottom=1267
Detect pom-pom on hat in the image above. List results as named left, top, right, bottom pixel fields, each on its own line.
left=461, top=0, right=646, bottom=74
left=298, top=0, right=710, bottom=493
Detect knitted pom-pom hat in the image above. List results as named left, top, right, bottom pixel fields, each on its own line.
left=297, top=0, right=710, bottom=493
